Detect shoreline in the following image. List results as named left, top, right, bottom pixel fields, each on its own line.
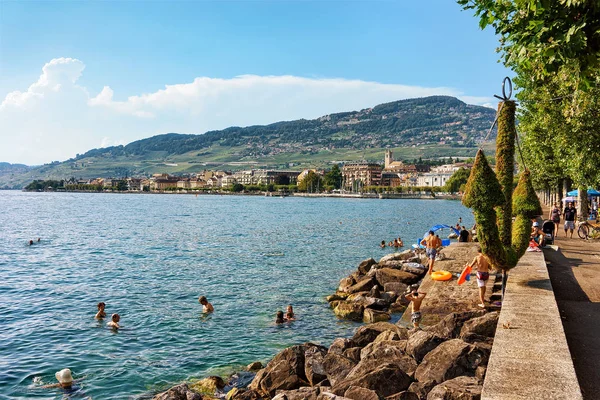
left=153, top=243, right=499, bottom=400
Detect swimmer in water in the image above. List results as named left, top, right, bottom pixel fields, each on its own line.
left=107, top=313, right=120, bottom=329
left=286, top=305, right=295, bottom=321
left=41, top=368, right=76, bottom=389
left=95, top=302, right=106, bottom=319
left=198, top=296, right=214, bottom=313
left=380, top=240, right=386, bottom=248
left=275, top=311, right=285, bottom=324
left=29, top=240, right=34, bottom=246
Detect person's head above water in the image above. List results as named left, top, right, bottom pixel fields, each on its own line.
left=198, top=296, right=208, bottom=305
left=55, top=368, right=73, bottom=388
left=97, top=302, right=105, bottom=310
left=29, top=240, right=33, bottom=245
left=276, top=310, right=285, bottom=323
left=111, top=313, right=120, bottom=322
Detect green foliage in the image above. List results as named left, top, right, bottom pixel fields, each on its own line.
left=458, top=0, right=600, bottom=84
left=443, top=167, right=471, bottom=193
left=231, top=183, right=244, bottom=192
left=24, top=180, right=64, bottom=191
left=512, top=170, right=543, bottom=218
left=462, top=150, right=505, bottom=210
left=297, top=171, right=323, bottom=192
left=495, top=101, right=517, bottom=246
left=324, top=164, right=342, bottom=189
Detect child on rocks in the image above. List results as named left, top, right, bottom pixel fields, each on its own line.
left=405, top=285, right=427, bottom=329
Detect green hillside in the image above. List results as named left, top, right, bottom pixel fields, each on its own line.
left=0, top=96, right=496, bottom=189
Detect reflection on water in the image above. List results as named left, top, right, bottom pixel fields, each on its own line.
left=0, top=191, right=472, bottom=399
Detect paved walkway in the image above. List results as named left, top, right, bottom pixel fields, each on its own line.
left=542, top=206, right=600, bottom=400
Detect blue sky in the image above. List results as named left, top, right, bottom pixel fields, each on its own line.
left=0, top=1, right=510, bottom=164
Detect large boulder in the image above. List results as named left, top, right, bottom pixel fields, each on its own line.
left=347, top=278, right=376, bottom=294
left=407, top=381, right=437, bottom=400
left=247, top=362, right=263, bottom=372
left=350, top=295, right=388, bottom=310
left=414, top=339, right=471, bottom=384
left=225, top=388, right=263, bottom=400
left=328, top=338, right=355, bottom=355
left=153, top=384, right=203, bottom=400
left=459, top=312, right=499, bottom=339
left=405, top=330, right=445, bottom=363
left=322, top=353, right=357, bottom=387
left=190, top=376, right=225, bottom=395
left=384, top=282, right=409, bottom=296
left=249, top=343, right=318, bottom=396
left=386, top=392, right=420, bottom=400
left=331, top=364, right=412, bottom=398
left=363, top=309, right=391, bottom=323
left=344, top=386, right=380, bottom=400
left=342, top=347, right=362, bottom=362
left=379, top=260, right=405, bottom=269
left=305, top=345, right=329, bottom=386
left=352, top=322, right=408, bottom=347
left=326, top=294, right=347, bottom=303
left=273, top=387, right=321, bottom=400
left=376, top=268, right=421, bottom=286
left=333, top=302, right=364, bottom=321
left=426, top=311, right=487, bottom=340
left=358, top=258, right=378, bottom=274
left=338, top=277, right=356, bottom=293
left=358, top=341, right=418, bottom=376
left=426, top=376, right=482, bottom=400
left=374, top=330, right=401, bottom=342
left=381, top=291, right=398, bottom=304
left=316, top=393, right=352, bottom=400
left=379, top=251, right=414, bottom=264
left=401, top=263, right=427, bottom=276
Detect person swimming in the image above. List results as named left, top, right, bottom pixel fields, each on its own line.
left=107, top=313, right=120, bottom=329
left=198, top=296, right=214, bottom=313
left=380, top=240, right=386, bottom=248
left=275, top=311, right=285, bottom=324
left=286, top=305, right=295, bottom=321
left=95, top=302, right=106, bottom=319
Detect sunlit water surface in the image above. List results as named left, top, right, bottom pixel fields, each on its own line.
left=0, top=191, right=472, bottom=399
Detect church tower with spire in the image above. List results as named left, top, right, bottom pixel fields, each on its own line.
left=385, top=149, right=393, bottom=169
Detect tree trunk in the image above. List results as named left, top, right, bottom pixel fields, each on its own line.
left=578, top=186, right=589, bottom=221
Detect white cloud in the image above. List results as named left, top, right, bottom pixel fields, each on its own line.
left=0, top=58, right=495, bottom=165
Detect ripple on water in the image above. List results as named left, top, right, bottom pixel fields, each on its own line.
left=0, top=192, right=473, bottom=399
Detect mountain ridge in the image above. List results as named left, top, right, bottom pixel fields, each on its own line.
left=1, top=95, right=496, bottom=188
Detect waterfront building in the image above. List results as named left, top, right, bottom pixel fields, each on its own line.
left=342, top=162, right=382, bottom=189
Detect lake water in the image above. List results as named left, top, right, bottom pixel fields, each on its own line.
left=0, top=191, right=473, bottom=399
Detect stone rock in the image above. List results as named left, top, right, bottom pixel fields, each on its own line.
left=407, top=381, right=437, bottom=400
left=383, top=282, right=409, bottom=295
left=346, top=292, right=370, bottom=301
left=459, top=312, right=499, bottom=339
left=357, top=341, right=417, bottom=377
left=414, top=339, right=471, bottom=384
left=405, top=330, right=445, bottom=363
left=322, top=353, right=358, bottom=387
left=247, top=362, right=263, bottom=372
left=227, top=388, right=263, bottom=400
left=190, top=376, right=225, bottom=394
left=316, top=393, right=352, bottom=400
left=466, top=342, right=491, bottom=370
left=475, top=365, right=486, bottom=381
left=358, top=258, right=378, bottom=274
left=407, top=256, right=422, bottom=263
left=347, top=278, right=376, bottom=294
left=333, top=302, right=364, bottom=321
left=426, top=376, right=482, bottom=400
left=342, top=347, right=362, bottom=362
left=326, top=294, right=346, bottom=302
left=386, top=392, right=420, bottom=400
left=329, top=300, right=341, bottom=310
left=350, top=295, right=388, bottom=310
left=344, top=386, right=380, bottom=400
left=375, top=268, right=420, bottom=286
left=152, top=384, right=203, bottom=400
left=363, top=309, right=391, bottom=323
left=401, top=263, right=427, bottom=276
left=368, top=286, right=381, bottom=298
left=352, top=322, right=408, bottom=347
left=274, top=386, right=321, bottom=400
left=305, top=345, right=329, bottom=386
left=249, top=343, right=318, bottom=396
left=374, top=330, right=401, bottom=342
left=332, top=363, right=412, bottom=398
left=379, top=260, right=405, bottom=269
left=426, top=311, right=487, bottom=340
left=381, top=291, right=398, bottom=304
left=328, top=338, right=355, bottom=355
left=389, top=302, right=408, bottom=314
left=379, top=250, right=414, bottom=264
left=338, top=277, right=356, bottom=293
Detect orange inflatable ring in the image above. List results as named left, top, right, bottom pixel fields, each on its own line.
left=431, top=271, right=453, bottom=281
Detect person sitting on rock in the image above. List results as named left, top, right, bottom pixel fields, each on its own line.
left=198, top=296, right=214, bottom=313
left=405, top=285, right=426, bottom=329
left=286, top=305, right=295, bottom=321
left=275, top=311, right=285, bottom=324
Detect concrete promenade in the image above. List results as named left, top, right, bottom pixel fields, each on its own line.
left=481, top=250, right=583, bottom=400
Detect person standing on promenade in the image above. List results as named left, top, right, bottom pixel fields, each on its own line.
left=467, top=247, right=490, bottom=308
left=421, top=231, right=438, bottom=274
left=563, top=202, right=577, bottom=238
left=549, top=203, right=561, bottom=237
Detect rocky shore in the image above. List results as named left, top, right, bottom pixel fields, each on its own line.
left=152, top=247, right=500, bottom=400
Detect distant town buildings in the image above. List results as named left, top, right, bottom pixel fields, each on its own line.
left=342, top=162, right=382, bottom=189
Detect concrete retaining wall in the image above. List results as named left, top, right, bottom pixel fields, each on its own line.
left=482, top=250, right=583, bottom=399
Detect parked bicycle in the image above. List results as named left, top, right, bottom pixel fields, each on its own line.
left=577, top=220, right=600, bottom=239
